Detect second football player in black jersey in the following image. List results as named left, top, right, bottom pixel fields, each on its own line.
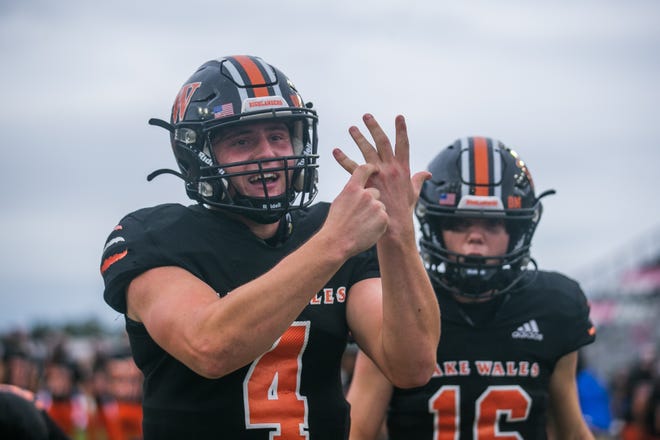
left=348, top=137, right=596, bottom=440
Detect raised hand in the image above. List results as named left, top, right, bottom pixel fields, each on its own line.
left=333, top=113, right=430, bottom=237
left=323, top=162, right=388, bottom=257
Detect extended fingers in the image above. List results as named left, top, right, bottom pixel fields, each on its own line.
left=333, top=148, right=360, bottom=174
left=360, top=113, right=394, bottom=161
left=394, top=115, right=410, bottom=165
left=348, top=123, right=380, bottom=164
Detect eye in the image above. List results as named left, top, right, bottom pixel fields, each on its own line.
left=221, top=134, right=255, bottom=149
left=484, top=218, right=506, bottom=232
left=233, top=137, right=251, bottom=147
left=269, top=130, right=290, bottom=143
left=444, top=218, right=470, bottom=231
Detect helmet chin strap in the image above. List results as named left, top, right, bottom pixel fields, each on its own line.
left=436, top=258, right=538, bottom=300
left=230, top=192, right=290, bottom=224
left=212, top=169, right=295, bottom=224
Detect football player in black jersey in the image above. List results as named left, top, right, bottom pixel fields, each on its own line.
left=100, top=55, right=439, bottom=439
left=347, top=137, right=596, bottom=439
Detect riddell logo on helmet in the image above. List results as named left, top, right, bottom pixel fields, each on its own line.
left=197, top=152, right=212, bottom=166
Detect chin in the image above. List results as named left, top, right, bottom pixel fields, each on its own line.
left=248, top=190, right=286, bottom=199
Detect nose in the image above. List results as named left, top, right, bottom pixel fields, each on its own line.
left=252, top=133, right=278, bottom=159
left=465, top=224, right=486, bottom=244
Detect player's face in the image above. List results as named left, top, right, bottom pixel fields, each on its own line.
left=212, top=121, right=295, bottom=198
left=441, top=218, right=510, bottom=261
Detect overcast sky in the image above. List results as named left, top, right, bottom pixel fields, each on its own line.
left=1, top=0, right=658, bottom=332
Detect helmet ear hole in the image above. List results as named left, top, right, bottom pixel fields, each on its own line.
left=198, top=182, right=214, bottom=198
left=293, top=171, right=305, bottom=192
left=198, top=178, right=231, bottom=201
left=293, top=167, right=317, bottom=192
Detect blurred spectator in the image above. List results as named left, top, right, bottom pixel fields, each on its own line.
left=105, top=349, right=143, bottom=440
left=2, top=336, right=40, bottom=392
left=86, top=352, right=115, bottom=440
left=87, top=347, right=143, bottom=440
left=618, top=343, right=660, bottom=440
left=647, top=379, right=660, bottom=437
left=577, top=350, right=614, bottom=438
left=36, top=344, right=89, bottom=438
left=610, top=367, right=631, bottom=432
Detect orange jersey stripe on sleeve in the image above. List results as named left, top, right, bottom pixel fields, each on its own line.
left=101, top=250, right=128, bottom=274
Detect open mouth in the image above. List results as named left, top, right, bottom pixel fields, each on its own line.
left=248, top=172, right=279, bottom=185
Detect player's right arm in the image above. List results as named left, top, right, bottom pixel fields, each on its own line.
left=125, top=164, right=387, bottom=379
left=347, top=350, right=393, bottom=440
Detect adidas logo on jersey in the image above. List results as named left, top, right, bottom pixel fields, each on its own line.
left=512, top=319, right=544, bottom=341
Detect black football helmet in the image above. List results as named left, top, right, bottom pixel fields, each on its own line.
left=147, top=55, right=319, bottom=223
left=415, top=136, right=555, bottom=299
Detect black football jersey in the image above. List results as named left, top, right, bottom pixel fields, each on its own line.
left=100, top=202, right=379, bottom=439
left=387, top=271, right=596, bottom=440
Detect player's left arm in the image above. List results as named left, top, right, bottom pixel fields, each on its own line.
left=346, top=350, right=393, bottom=440
left=338, top=113, right=440, bottom=388
left=547, top=351, right=595, bottom=440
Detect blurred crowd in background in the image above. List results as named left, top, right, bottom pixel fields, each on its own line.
left=0, top=321, right=658, bottom=440
left=1, top=323, right=143, bottom=440
left=1, top=241, right=658, bottom=440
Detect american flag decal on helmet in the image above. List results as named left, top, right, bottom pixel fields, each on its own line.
left=213, top=103, right=234, bottom=119
left=438, top=193, right=456, bottom=206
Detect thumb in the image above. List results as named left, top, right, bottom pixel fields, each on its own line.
left=411, top=171, right=432, bottom=196
left=350, top=163, right=380, bottom=188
